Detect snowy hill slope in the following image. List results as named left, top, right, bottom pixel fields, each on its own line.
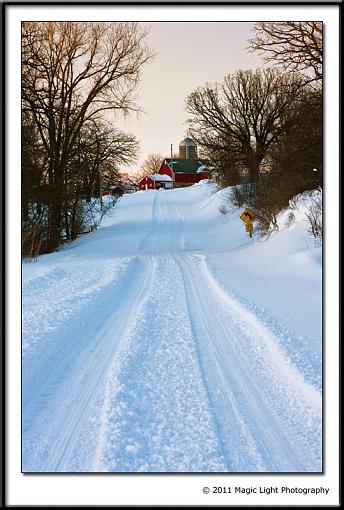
left=202, top=186, right=322, bottom=341
left=22, top=182, right=322, bottom=473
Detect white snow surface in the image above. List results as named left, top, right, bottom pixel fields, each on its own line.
left=22, top=182, right=322, bottom=472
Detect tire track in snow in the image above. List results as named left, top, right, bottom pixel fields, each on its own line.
left=23, top=193, right=164, bottom=471
left=88, top=191, right=227, bottom=472
left=91, top=255, right=227, bottom=472
left=165, top=192, right=321, bottom=471
left=23, top=256, right=155, bottom=472
left=138, top=191, right=160, bottom=253
left=161, top=192, right=268, bottom=470
left=23, top=258, right=130, bottom=408
left=175, top=253, right=321, bottom=471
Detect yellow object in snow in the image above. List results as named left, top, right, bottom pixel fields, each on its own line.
left=240, top=208, right=256, bottom=224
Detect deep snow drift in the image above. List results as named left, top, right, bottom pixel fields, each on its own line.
left=22, top=182, right=322, bottom=472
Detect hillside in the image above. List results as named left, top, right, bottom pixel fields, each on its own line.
left=22, top=182, right=322, bottom=472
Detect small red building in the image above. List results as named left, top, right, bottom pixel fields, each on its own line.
left=139, top=174, right=173, bottom=191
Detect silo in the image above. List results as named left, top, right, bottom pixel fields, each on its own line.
left=179, top=138, right=197, bottom=159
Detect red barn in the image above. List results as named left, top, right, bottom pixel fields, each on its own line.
left=139, top=174, right=173, bottom=191
left=139, top=138, right=214, bottom=190
left=158, top=158, right=213, bottom=188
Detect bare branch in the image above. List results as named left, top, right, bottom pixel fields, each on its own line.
left=248, top=22, right=322, bottom=82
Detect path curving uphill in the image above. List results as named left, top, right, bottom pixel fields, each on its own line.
left=22, top=189, right=322, bottom=472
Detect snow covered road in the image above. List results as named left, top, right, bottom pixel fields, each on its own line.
left=22, top=186, right=322, bottom=472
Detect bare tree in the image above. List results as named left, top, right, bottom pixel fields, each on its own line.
left=248, top=22, right=322, bottom=82
left=141, top=153, right=164, bottom=174
left=22, top=111, right=47, bottom=218
left=68, top=122, right=139, bottom=201
left=120, top=153, right=165, bottom=189
left=186, top=68, right=304, bottom=183
left=22, top=21, right=154, bottom=250
left=242, top=87, right=322, bottom=235
left=120, top=167, right=153, bottom=189
left=267, top=88, right=322, bottom=190
left=187, top=130, right=243, bottom=186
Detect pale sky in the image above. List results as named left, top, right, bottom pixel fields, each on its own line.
left=116, top=22, right=265, bottom=171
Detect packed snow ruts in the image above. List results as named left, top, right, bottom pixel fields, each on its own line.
left=22, top=183, right=322, bottom=472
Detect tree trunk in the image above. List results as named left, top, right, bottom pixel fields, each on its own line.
left=48, top=200, right=62, bottom=251
left=47, top=175, right=63, bottom=251
left=22, top=196, right=29, bottom=222
left=70, top=195, right=80, bottom=240
left=64, top=211, right=70, bottom=241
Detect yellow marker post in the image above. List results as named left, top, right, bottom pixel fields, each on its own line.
left=247, top=224, right=253, bottom=238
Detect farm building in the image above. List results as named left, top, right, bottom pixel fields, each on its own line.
left=139, top=174, right=173, bottom=191
left=123, top=184, right=137, bottom=194
left=158, top=138, right=214, bottom=188
left=101, top=184, right=135, bottom=196
left=159, top=158, right=213, bottom=187
left=109, top=185, right=124, bottom=196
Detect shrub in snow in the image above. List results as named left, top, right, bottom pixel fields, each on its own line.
left=284, top=211, right=296, bottom=228
left=22, top=202, right=50, bottom=260
left=305, top=192, right=322, bottom=241
left=22, top=196, right=119, bottom=259
left=263, top=189, right=323, bottom=243
left=229, top=182, right=256, bottom=208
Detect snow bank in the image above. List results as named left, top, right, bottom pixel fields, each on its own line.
left=204, top=186, right=322, bottom=342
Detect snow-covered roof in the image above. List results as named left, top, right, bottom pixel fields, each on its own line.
left=197, top=165, right=215, bottom=173
left=149, top=174, right=172, bottom=182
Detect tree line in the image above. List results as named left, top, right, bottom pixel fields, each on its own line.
left=22, top=21, right=154, bottom=256
left=185, top=21, right=322, bottom=233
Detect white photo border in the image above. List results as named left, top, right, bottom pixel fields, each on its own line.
left=6, top=3, right=340, bottom=506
